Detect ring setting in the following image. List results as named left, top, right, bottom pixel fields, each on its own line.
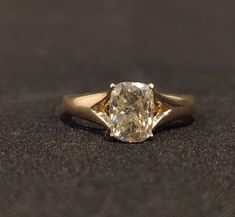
left=62, top=82, right=195, bottom=143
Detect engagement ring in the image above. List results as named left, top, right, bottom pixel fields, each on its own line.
left=62, top=82, right=195, bottom=143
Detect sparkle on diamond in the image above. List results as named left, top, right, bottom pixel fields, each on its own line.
left=109, top=82, right=155, bottom=143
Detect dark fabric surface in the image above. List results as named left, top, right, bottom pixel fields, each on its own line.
left=0, top=1, right=235, bottom=217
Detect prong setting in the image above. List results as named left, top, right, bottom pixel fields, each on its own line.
left=110, top=83, right=116, bottom=89
left=149, top=83, right=155, bottom=89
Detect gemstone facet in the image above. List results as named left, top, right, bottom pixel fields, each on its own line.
left=109, top=82, right=155, bottom=143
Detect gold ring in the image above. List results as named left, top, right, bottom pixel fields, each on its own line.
left=62, top=82, right=195, bottom=143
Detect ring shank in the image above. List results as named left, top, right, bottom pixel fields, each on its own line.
left=155, top=93, right=195, bottom=126
left=62, top=91, right=195, bottom=128
left=62, top=92, right=108, bottom=126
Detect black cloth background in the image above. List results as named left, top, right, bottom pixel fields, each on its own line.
left=0, top=1, right=234, bottom=217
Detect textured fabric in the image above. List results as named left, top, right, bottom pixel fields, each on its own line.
left=0, top=1, right=234, bottom=217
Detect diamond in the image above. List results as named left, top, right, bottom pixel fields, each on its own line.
left=109, top=82, right=155, bottom=143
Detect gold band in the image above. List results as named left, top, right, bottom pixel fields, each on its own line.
left=62, top=82, right=195, bottom=143
left=62, top=92, right=108, bottom=127
left=62, top=91, right=195, bottom=129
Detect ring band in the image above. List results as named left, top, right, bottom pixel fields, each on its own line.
left=62, top=82, right=195, bottom=143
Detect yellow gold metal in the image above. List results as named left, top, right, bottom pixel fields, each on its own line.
left=62, top=82, right=195, bottom=140
left=110, top=83, right=116, bottom=89
left=149, top=83, right=155, bottom=89
left=152, top=92, right=195, bottom=129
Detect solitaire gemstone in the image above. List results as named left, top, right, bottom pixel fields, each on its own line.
left=109, top=82, right=155, bottom=143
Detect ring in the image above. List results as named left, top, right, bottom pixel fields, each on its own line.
left=62, top=82, right=195, bottom=143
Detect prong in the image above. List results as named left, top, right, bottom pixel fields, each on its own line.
left=149, top=83, right=155, bottom=89
left=110, top=83, right=116, bottom=89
